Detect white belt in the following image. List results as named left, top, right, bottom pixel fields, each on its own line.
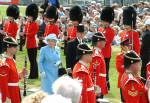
left=8, top=83, right=19, bottom=86
left=99, top=73, right=106, bottom=77
left=87, top=86, right=94, bottom=92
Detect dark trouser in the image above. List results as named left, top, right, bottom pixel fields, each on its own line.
left=120, top=88, right=124, bottom=102
left=27, top=48, right=38, bottom=79
left=96, top=94, right=104, bottom=103
left=104, top=58, right=110, bottom=90
left=0, top=42, right=3, bottom=54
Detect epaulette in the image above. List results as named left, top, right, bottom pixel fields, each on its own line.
left=0, top=54, right=9, bottom=67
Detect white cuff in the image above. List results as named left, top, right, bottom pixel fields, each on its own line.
left=99, top=73, right=106, bottom=77
left=87, top=86, right=94, bottom=92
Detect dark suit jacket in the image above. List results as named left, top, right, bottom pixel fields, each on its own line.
left=141, top=30, right=150, bottom=63
left=66, top=38, right=79, bottom=69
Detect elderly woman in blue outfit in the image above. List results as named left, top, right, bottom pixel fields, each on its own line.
left=39, top=34, right=61, bottom=94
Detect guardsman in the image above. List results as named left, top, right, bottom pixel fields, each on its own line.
left=90, top=32, right=108, bottom=98
left=120, top=6, right=140, bottom=55
left=44, top=6, right=59, bottom=37
left=146, top=62, right=150, bottom=79
left=98, top=6, right=115, bottom=90
left=66, top=24, right=85, bottom=72
left=72, top=43, right=96, bottom=103
left=0, top=37, right=26, bottom=103
left=24, top=3, right=39, bottom=79
left=3, top=5, right=19, bottom=39
left=115, top=38, right=132, bottom=102
left=68, top=6, right=83, bottom=40
left=121, top=51, right=149, bottom=103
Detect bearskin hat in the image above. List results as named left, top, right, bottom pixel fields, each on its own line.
left=26, top=3, right=39, bottom=21
left=69, top=6, right=83, bottom=23
left=123, top=6, right=137, bottom=28
left=6, top=5, right=19, bottom=20
left=45, top=5, right=58, bottom=22
left=100, top=6, right=114, bottom=23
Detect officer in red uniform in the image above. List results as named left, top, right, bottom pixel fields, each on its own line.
left=0, top=37, right=26, bottom=103
left=68, top=6, right=83, bottom=40
left=44, top=6, right=59, bottom=37
left=90, top=32, right=108, bottom=98
left=24, top=3, right=39, bottom=79
left=121, top=51, right=149, bottom=103
left=120, top=6, right=140, bottom=55
left=115, top=38, right=132, bottom=102
left=73, top=43, right=96, bottom=103
left=146, top=62, right=150, bottom=79
left=3, top=5, right=19, bottom=39
left=98, top=7, right=115, bottom=90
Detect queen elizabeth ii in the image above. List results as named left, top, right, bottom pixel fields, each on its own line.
left=39, top=34, right=61, bottom=94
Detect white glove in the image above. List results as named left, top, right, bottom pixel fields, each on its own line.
left=67, top=68, right=72, bottom=73
left=40, top=72, right=46, bottom=78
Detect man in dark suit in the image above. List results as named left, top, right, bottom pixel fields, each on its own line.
left=141, top=19, right=150, bottom=81
left=66, top=24, right=85, bottom=71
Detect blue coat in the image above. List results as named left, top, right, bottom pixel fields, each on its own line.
left=39, top=45, right=61, bottom=94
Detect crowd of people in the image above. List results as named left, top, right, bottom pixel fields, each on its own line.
left=0, top=0, right=150, bottom=103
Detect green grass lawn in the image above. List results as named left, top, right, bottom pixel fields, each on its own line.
left=15, top=46, right=121, bottom=103
left=0, top=5, right=121, bottom=103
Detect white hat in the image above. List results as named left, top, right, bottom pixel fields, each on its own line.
left=41, top=94, right=72, bottom=103
left=145, top=19, right=150, bottom=26
left=43, top=34, right=58, bottom=44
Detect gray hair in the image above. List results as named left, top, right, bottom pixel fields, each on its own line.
left=52, top=76, right=82, bottom=103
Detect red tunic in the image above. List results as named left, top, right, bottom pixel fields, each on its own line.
left=120, top=30, right=140, bottom=55
left=89, top=48, right=108, bottom=95
left=98, top=27, right=115, bottom=58
left=121, top=73, right=149, bottom=103
left=24, top=21, right=39, bottom=49
left=67, top=26, right=77, bottom=40
left=44, top=24, right=59, bottom=37
left=115, top=52, right=125, bottom=88
left=146, top=62, right=150, bottom=79
left=73, top=61, right=96, bottom=103
left=0, top=55, right=20, bottom=103
left=3, top=21, right=18, bottom=39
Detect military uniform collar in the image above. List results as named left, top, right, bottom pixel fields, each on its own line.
left=94, top=47, right=100, bottom=51
left=2, top=53, right=13, bottom=59
left=79, top=60, right=89, bottom=67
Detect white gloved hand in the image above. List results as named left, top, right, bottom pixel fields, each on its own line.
left=40, top=72, right=46, bottom=78
left=67, top=68, right=72, bottom=74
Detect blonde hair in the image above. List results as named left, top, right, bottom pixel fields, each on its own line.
left=22, top=91, right=48, bottom=103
